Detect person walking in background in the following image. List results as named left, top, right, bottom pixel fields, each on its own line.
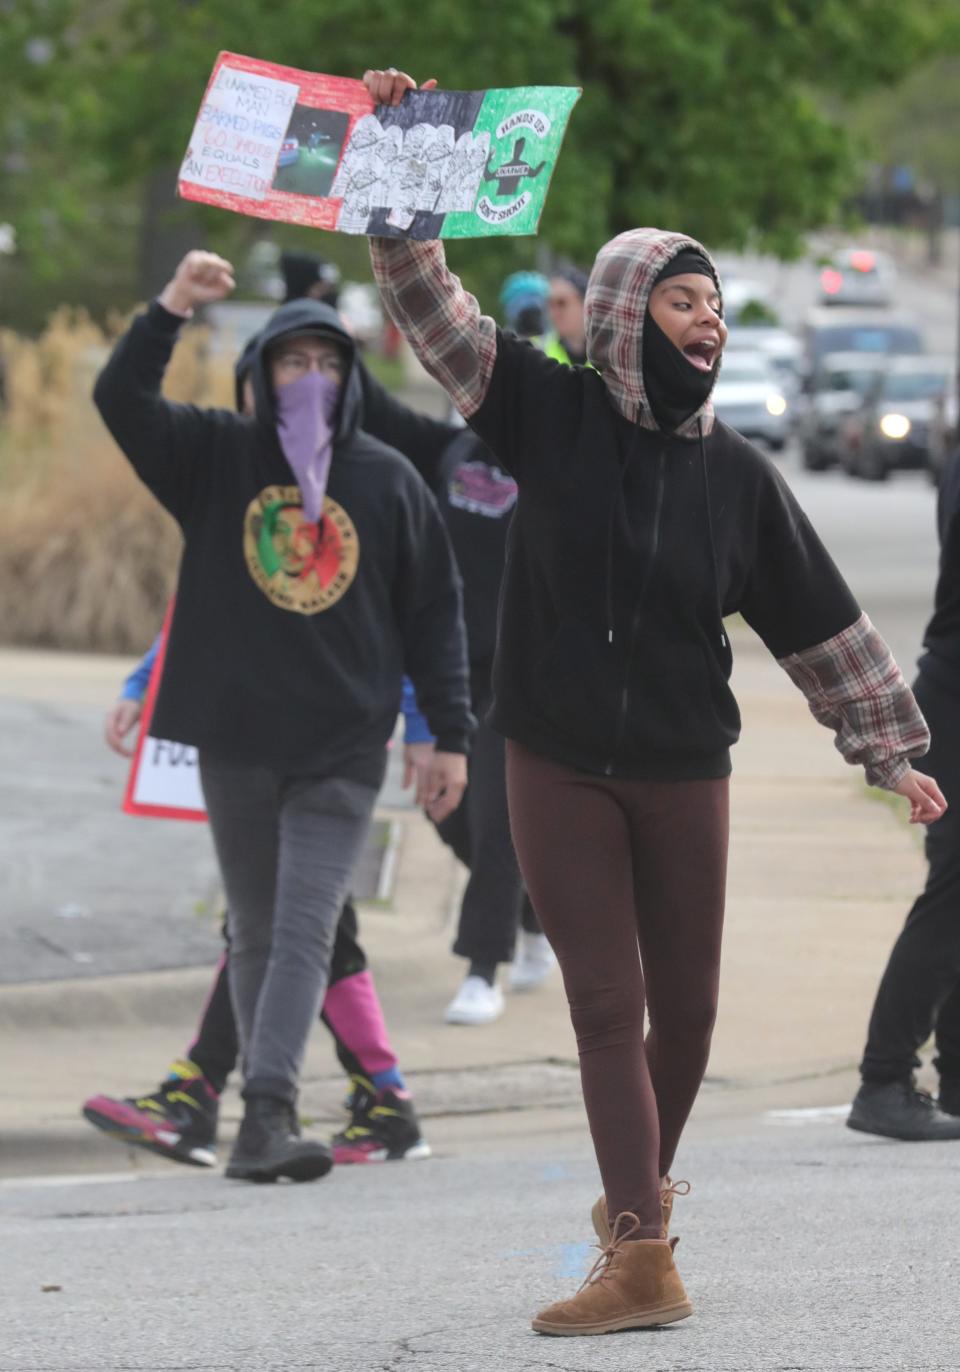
left=94, top=249, right=471, bottom=1183
left=85, top=633, right=433, bottom=1167
left=848, top=444, right=960, bottom=1141
left=279, top=249, right=342, bottom=306
left=543, top=266, right=589, bottom=366
left=360, top=374, right=556, bottom=1023
left=363, top=62, right=945, bottom=1339
left=498, top=270, right=549, bottom=340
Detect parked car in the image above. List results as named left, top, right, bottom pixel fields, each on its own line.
left=838, top=357, right=954, bottom=481
left=712, top=351, right=789, bottom=449
left=801, top=308, right=925, bottom=380
left=798, top=352, right=890, bottom=471
left=277, top=138, right=300, bottom=168
left=818, top=248, right=896, bottom=308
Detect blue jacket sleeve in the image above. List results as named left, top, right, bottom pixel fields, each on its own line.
left=121, top=634, right=162, bottom=702
left=400, top=676, right=436, bottom=744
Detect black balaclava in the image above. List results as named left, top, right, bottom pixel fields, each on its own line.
left=642, top=248, right=720, bottom=433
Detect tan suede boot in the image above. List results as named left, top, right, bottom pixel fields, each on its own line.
left=532, top=1213, right=693, bottom=1336
left=591, top=1177, right=690, bottom=1246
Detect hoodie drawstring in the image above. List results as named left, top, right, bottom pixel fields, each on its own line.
left=698, top=418, right=726, bottom=650
left=605, top=496, right=617, bottom=645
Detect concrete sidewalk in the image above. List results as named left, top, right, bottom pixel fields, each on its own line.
left=0, top=624, right=928, bottom=1177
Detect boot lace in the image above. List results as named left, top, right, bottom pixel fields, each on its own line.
left=578, top=1212, right=644, bottom=1291
left=661, top=1177, right=692, bottom=1204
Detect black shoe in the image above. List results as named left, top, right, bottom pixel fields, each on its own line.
left=226, top=1096, right=333, bottom=1182
left=938, top=1079, right=960, bottom=1117
left=332, top=1074, right=431, bottom=1164
left=82, top=1059, right=218, bottom=1167
left=847, top=1080, right=960, bottom=1141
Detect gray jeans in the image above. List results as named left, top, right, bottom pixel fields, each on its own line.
left=199, top=756, right=377, bottom=1104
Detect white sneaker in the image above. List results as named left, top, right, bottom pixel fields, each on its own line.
left=444, top=975, right=505, bottom=1025
left=509, top=931, right=557, bottom=992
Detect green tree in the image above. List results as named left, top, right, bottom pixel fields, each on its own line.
left=2, top=0, right=957, bottom=328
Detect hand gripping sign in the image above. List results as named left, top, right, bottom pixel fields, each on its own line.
left=177, top=52, right=580, bottom=240
left=122, top=611, right=206, bottom=822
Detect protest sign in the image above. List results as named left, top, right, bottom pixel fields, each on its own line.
left=177, top=52, right=579, bottom=239
left=123, top=615, right=206, bottom=822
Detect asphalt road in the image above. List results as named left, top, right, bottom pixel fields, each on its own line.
left=2, top=1117, right=958, bottom=1372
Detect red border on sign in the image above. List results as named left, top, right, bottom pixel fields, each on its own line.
left=177, top=50, right=375, bottom=230
left=122, top=602, right=207, bottom=823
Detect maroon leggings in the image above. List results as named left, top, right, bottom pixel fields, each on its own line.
left=506, top=742, right=729, bottom=1239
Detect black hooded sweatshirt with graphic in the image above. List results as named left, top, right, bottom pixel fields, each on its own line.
left=93, top=299, right=472, bottom=784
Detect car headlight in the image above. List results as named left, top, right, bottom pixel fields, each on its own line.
left=879, top=412, right=911, bottom=440
left=765, top=394, right=787, bottom=417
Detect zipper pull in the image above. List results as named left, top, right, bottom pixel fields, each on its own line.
left=720, top=632, right=727, bottom=648
left=608, top=628, right=614, bottom=645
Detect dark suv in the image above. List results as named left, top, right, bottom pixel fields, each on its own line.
left=801, top=309, right=925, bottom=377
left=799, top=352, right=890, bottom=471
left=838, top=358, right=953, bottom=481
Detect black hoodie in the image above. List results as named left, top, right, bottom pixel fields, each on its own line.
left=93, top=299, right=472, bottom=785
left=359, top=370, right=512, bottom=672
left=465, top=229, right=863, bottom=780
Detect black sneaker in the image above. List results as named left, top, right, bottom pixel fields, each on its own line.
left=847, top=1080, right=960, bottom=1141
left=82, top=1059, right=218, bottom=1167
left=225, top=1095, right=333, bottom=1183
left=332, top=1074, right=431, bottom=1164
left=938, top=1079, right=960, bottom=1117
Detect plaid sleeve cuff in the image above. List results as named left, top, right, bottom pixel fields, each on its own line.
left=777, top=612, right=929, bottom=790
left=370, top=238, right=497, bottom=417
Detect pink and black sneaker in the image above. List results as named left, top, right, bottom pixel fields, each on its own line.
left=82, top=1059, right=218, bottom=1167
left=332, top=1075, right=431, bottom=1164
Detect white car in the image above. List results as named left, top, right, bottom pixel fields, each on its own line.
left=712, top=351, right=789, bottom=449
left=725, top=327, right=802, bottom=403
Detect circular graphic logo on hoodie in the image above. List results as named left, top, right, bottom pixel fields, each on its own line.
left=244, top=485, right=359, bottom=615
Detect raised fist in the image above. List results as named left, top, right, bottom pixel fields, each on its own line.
left=158, top=250, right=236, bottom=317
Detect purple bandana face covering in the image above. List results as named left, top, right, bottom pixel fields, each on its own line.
left=274, top=370, right=340, bottom=523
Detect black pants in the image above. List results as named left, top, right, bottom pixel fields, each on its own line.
left=860, top=672, right=960, bottom=1086
left=187, top=899, right=368, bottom=1095
left=434, top=677, right=540, bottom=967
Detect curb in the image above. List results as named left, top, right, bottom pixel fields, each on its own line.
left=0, top=966, right=217, bottom=1035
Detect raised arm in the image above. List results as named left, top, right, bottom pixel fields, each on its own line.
left=93, top=251, right=236, bottom=524
left=369, top=237, right=499, bottom=421
left=364, top=67, right=499, bottom=420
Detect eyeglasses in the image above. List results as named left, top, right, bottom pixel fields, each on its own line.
left=273, top=352, right=344, bottom=380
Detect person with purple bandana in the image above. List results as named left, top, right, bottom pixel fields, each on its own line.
left=93, top=250, right=473, bottom=1183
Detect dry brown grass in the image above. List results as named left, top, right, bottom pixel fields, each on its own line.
left=0, top=312, right=235, bottom=652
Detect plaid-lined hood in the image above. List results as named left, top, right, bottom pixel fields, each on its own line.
left=585, top=228, right=721, bottom=437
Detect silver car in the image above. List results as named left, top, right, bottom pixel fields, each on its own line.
left=712, top=351, right=790, bottom=449
left=818, top=248, right=896, bottom=308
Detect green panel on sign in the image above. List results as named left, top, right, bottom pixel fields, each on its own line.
left=441, top=85, right=580, bottom=239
